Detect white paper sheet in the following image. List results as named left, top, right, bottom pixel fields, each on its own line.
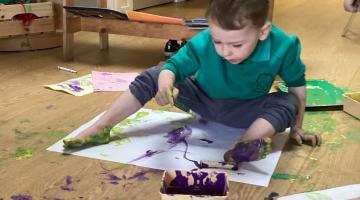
left=47, top=109, right=288, bottom=187
left=279, top=184, right=360, bottom=200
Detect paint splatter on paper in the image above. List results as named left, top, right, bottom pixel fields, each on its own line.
left=47, top=108, right=289, bottom=187
left=44, top=74, right=93, bottom=96
left=92, top=71, right=139, bottom=92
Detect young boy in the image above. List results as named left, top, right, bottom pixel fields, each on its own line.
left=65, top=0, right=320, bottom=162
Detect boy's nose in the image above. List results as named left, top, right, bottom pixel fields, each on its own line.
left=220, top=45, right=232, bottom=58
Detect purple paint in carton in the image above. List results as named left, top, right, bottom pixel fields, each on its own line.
left=160, top=170, right=229, bottom=200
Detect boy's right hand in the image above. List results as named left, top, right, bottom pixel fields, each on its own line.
left=155, top=70, right=178, bottom=106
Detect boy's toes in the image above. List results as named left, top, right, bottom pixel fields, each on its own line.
left=223, top=150, right=235, bottom=163
left=63, top=138, right=84, bottom=149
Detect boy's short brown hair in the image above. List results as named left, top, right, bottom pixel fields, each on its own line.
left=205, top=0, right=269, bottom=30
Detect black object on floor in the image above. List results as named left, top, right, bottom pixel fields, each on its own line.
left=164, top=40, right=180, bottom=57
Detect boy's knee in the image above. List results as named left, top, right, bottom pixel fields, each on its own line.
left=129, top=66, right=161, bottom=105
left=260, top=92, right=299, bottom=132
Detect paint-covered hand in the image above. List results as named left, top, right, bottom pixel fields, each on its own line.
left=290, top=127, right=322, bottom=147
left=63, top=127, right=111, bottom=149
left=223, top=138, right=272, bottom=163
left=156, top=69, right=178, bottom=106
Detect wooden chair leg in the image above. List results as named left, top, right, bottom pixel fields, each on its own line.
left=342, top=13, right=356, bottom=37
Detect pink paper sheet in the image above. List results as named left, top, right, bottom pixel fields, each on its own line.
left=92, top=71, right=139, bottom=92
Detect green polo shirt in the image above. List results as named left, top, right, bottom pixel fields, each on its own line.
left=161, top=24, right=306, bottom=100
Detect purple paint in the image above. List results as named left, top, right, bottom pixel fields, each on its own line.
left=127, top=171, right=150, bottom=181
left=60, top=176, right=74, bottom=191
left=264, top=192, right=279, bottom=200
left=165, top=126, right=201, bottom=168
left=231, top=138, right=268, bottom=162
left=100, top=163, right=152, bottom=185
left=164, top=126, right=192, bottom=146
left=199, top=139, right=213, bottom=144
left=182, top=140, right=201, bottom=168
left=129, top=150, right=165, bottom=163
left=163, top=170, right=227, bottom=196
left=46, top=105, right=54, bottom=110
left=10, top=195, right=32, bottom=200
left=129, top=126, right=201, bottom=168
left=67, top=84, right=83, bottom=92
left=107, top=174, right=122, bottom=185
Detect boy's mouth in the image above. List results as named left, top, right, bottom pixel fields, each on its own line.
left=228, top=59, right=242, bottom=64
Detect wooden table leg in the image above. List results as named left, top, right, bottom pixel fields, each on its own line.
left=97, top=0, right=109, bottom=50
left=268, top=0, right=274, bottom=21
left=63, top=0, right=74, bottom=61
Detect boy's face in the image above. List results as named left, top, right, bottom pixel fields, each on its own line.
left=209, top=20, right=271, bottom=64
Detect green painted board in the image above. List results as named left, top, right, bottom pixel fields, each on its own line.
left=278, top=80, right=346, bottom=111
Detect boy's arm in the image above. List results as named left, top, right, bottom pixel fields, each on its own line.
left=288, top=86, right=306, bottom=130
left=288, top=86, right=322, bottom=147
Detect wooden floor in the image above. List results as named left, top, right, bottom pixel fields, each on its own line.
left=0, top=0, right=359, bottom=199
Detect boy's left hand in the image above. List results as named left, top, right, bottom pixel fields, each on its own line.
left=290, top=127, right=322, bottom=147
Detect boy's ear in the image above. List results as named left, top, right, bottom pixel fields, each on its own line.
left=259, top=22, right=272, bottom=41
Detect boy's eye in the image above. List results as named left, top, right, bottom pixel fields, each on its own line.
left=233, top=44, right=243, bottom=48
left=214, top=41, right=221, bottom=44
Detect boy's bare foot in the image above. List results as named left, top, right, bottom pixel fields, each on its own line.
left=223, top=137, right=272, bottom=163
left=63, top=127, right=111, bottom=149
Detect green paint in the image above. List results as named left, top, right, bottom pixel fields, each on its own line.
left=119, top=118, right=140, bottom=126
left=100, top=153, right=108, bottom=157
left=135, top=111, right=150, bottom=119
left=63, top=127, right=111, bottom=149
left=110, top=125, right=130, bottom=145
left=279, top=80, right=346, bottom=107
left=344, top=130, right=360, bottom=143
left=271, top=172, right=310, bottom=182
left=153, top=106, right=172, bottom=112
left=112, top=138, right=131, bottom=145
left=111, top=126, right=124, bottom=134
left=307, top=183, right=317, bottom=192
left=169, top=117, right=195, bottom=126
left=306, top=193, right=332, bottom=200
left=20, top=119, right=30, bottom=124
left=15, top=148, right=33, bottom=160
left=271, top=172, right=298, bottom=180
left=327, top=141, right=344, bottom=151
left=14, top=128, right=40, bottom=140
left=303, top=112, right=337, bottom=133
left=47, top=129, right=69, bottom=138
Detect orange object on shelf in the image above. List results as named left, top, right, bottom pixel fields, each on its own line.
left=126, top=11, right=185, bottom=25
